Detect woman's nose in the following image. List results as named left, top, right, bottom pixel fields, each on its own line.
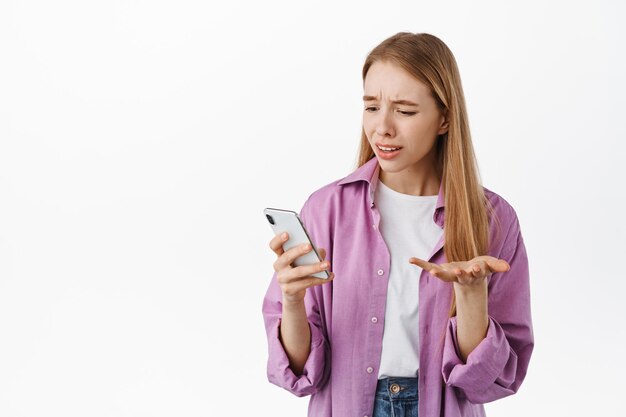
left=375, top=110, right=395, bottom=137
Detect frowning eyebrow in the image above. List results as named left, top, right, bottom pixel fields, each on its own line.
left=362, top=95, right=419, bottom=106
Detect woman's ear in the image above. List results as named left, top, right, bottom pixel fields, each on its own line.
left=437, top=117, right=449, bottom=135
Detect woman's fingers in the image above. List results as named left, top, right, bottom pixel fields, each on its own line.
left=410, top=256, right=510, bottom=284
left=273, top=242, right=313, bottom=272
left=409, top=257, right=436, bottom=271
left=485, top=257, right=510, bottom=273
left=410, top=257, right=455, bottom=281
left=278, top=260, right=331, bottom=283
left=435, top=270, right=460, bottom=282
left=469, top=260, right=487, bottom=279
left=270, top=234, right=332, bottom=303
left=269, top=232, right=288, bottom=256
left=281, top=273, right=335, bottom=297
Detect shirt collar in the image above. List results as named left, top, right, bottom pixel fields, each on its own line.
left=338, top=157, right=445, bottom=227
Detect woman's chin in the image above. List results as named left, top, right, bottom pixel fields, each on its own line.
left=376, top=158, right=406, bottom=173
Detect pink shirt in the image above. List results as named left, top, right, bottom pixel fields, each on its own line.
left=262, top=157, right=534, bottom=417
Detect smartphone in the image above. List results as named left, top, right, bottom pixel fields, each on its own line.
left=264, top=208, right=330, bottom=279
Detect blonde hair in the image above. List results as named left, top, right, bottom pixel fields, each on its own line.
left=358, top=32, right=498, bottom=316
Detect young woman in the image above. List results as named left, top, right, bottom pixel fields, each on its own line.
left=262, top=32, right=533, bottom=417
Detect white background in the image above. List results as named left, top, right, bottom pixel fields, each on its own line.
left=1, top=1, right=625, bottom=416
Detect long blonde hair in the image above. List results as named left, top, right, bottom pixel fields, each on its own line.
left=358, top=32, right=497, bottom=316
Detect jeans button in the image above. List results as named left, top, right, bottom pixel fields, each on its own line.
left=390, top=383, right=400, bottom=394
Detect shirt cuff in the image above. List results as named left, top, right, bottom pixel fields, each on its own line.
left=442, top=315, right=518, bottom=401
left=266, top=317, right=329, bottom=397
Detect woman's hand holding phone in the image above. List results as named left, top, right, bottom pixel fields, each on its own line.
left=269, top=232, right=334, bottom=305
left=265, top=208, right=334, bottom=374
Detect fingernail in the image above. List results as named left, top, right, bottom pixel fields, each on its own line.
left=321, top=262, right=329, bottom=269
left=303, top=243, right=311, bottom=251
left=281, top=233, right=288, bottom=240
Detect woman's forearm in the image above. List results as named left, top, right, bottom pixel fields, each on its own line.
left=279, top=299, right=312, bottom=375
left=454, top=281, right=489, bottom=362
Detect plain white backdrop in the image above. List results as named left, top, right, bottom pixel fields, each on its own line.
left=1, top=1, right=625, bottom=416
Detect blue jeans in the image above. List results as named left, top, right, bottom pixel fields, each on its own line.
left=372, top=377, right=419, bottom=417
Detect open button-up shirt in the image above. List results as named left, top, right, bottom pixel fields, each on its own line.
left=262, top=157, right=534, bottom=417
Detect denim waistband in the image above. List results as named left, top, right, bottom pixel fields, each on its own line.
left=375, top=376, right=419, bottom=400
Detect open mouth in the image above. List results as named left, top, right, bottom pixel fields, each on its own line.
left=377, top=145, right=402, bottom=153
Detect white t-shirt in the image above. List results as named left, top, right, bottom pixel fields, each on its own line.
left=375, top=180, right=444, bottom=379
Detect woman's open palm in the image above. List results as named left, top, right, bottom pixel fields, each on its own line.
left=409, top=255, right=510, bottom=286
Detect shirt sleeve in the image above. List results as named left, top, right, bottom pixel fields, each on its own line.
left=261, top=275, right=331, bottom=397
left=441, top=213, right=534, bottom=404
left=261, top=198, right=332, bottom=397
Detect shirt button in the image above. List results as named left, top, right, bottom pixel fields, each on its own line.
left=366, top=366, right=374, bottom=374
left=377, top=269, right=384, bottom=276
left=371, top=316, right=378, bottom=323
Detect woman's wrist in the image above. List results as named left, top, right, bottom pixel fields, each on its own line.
left=453, top=278, right=488, bottom=297
left=282, top=296, right=306, bottom=311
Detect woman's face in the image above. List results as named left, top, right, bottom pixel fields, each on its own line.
left=362, top=60, right=448, bottom=179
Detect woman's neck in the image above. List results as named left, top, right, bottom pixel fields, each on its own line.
left=378, top=163, right=441, bottom=196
